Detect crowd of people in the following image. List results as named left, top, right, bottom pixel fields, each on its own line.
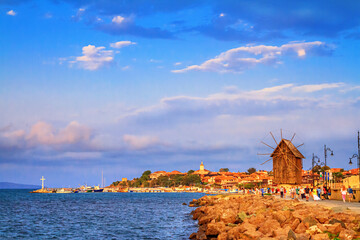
left=239, top=185, right=356, bottom=203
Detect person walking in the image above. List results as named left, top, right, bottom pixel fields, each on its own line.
left=348, top=186, right=354, bottom=202
left=313, top=187, right=320, bottom=201
left=295, top=186, right=300, bottom=199
left=322, top=185, right=328, bottom=199
left=291, top=187, right=295, bottom=199
left=341, top=186, right=347, bottom=203
left=316, top=186, right=321, bottom=199
left=280, top=186, right=284, bottom=198
left=300, top=186, right=305, bottom=199
left=305, top=186, right=310, bottom=201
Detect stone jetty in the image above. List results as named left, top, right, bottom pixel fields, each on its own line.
left=189, top=195, right=360, bottom=240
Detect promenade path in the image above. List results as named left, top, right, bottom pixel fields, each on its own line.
left=278, top=195, right=360, bottom=214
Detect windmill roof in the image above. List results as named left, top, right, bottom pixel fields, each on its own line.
left=270, top=139, right=305, bottom=159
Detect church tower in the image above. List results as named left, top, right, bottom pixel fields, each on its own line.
left=200, top=161, right=204, bottom=171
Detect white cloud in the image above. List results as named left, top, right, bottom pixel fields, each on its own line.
left=6, top=10, right=16, bottom=16
left=0, top=121, right=93, bottom=152
left=174, top=62, right=182, bottom=66
left=110, top=40, right=136, bottom=49
left=292, top=83, right=343, bottom=93
left=112, top=15, right=125, bottom=24
left=219, top=13, right=225, bottom=17
left=121, top=65, right=130, bottom=70
left=172, top=41, right=334, bottom=73
left=73, top=45, right=114, bottom=70
left=123, top=134, right=159, bottom=150
left=27, top=121, right=91, bottom=146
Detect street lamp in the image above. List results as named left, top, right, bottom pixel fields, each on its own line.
left=324, top=145, right=334, bottom=167
left=311, top=154, right=323, bottom=187
left=348, top=131, right=360, bottom=188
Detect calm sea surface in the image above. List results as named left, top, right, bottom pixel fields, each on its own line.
left=0, top=189, right=205, bottom=239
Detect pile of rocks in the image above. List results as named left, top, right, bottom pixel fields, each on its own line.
left=189, top=195, right=360, bottom=240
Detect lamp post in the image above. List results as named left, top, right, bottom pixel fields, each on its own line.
left=324, top=145, right=334, bottom=167
left=311, top=154, right=322, bottom=187
left=348, top=131, right=360, bottom=188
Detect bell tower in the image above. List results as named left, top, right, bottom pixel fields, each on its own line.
left=200, top=161, right=204, bottom=171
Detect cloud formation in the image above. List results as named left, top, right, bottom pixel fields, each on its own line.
left=173, top=41, right=334, bottom=73
left=0, top=121, right=93, bottom=153
left=123, top=134, right=160, bottom=150
left=112, top=15, right=125, bottom=24
left=110, top=40, right=136, bottom=49
left=55, top=0, right=360, bottom=41
left=97, top=20, right=175, bottom=39
left=72, top=45, right=114, bottom=70
left=6, top=10, right=16, bottom=16
left=292, top=83, right=343, bottom=93
left=27, top=121, right=91, bottom=146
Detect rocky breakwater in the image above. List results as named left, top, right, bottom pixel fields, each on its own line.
left=189, top=195, right=360, bottom=240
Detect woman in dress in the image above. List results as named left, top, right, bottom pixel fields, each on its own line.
left=341, top=185, right=347, bottom=203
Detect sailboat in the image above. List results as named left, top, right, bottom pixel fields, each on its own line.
left=93, top=170, right=105, bottom=192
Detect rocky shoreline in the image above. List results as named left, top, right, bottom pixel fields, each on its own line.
left=188, top=195, right=360, bottom=240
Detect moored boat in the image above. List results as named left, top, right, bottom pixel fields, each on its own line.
left=56, top=188, right=72, bottom=193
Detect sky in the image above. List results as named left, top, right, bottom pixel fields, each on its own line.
left=0, top=0, right=360, bottom=187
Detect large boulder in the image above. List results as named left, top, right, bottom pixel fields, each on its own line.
left=205, top=222, right=226, bottom=236
left=302, top=216, right=317, bottom=228
left=338, top=229, right=357, bottom=240
left=258, top=219, right=280, bottom=236
left=291, top=218, right=300, bottom=230
left=220, top=208, right=237, bottom=224
left=294, top=222, right=307, bottom=234
left=312, top=233, right=330, bottom=240
left=325, top=222, right=343, bottom=234
left=328, top=218, right=346, bottom=228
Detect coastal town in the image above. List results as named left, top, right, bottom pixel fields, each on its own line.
left=33, top=160, right=359, bottom=197
left=33, top=131, right=360, bottom=200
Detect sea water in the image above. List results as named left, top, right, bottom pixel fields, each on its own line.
left=0, top=189, right=205, bottom=239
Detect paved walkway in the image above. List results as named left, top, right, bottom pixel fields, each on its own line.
left=278, top=195, right=360, bottom=214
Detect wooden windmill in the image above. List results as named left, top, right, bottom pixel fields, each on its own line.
left=259, top=130, right=305, bottom=185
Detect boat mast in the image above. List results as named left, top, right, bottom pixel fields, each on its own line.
left=102, top=170, right=104, bottom=188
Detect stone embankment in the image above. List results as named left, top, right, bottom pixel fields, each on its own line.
left=189, top=195, right=360, bottom=240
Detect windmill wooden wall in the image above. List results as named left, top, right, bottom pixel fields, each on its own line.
left=271, top=139, right=304, bottom=185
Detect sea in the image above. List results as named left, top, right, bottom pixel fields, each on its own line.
left=0, top=189, right=205, bottom=239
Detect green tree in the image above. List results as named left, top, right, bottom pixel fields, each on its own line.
left=321, top=166, right=330, bottom=172
left=187, top=170, right=195, bottom=175
left=312, top=165, right=321, bottom=174
left=182, top=174, right=201, bottom=186
left=244, top=183, right=255, bottom=189
left=219, top=168, right=229, bottom=172
left=333, top=172, right=344, bottom=182
left=247, top=168, right=256, bottom=174
left=156, top=175, right=171, bottom=187
left=143, top=181, right=149, bottom=187
left=120, top=181, right=127, bottom=187
left=170, top=174, right=184, bottom=187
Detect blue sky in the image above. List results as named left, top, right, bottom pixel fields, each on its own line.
left=1, top=0, right=360, bottom=187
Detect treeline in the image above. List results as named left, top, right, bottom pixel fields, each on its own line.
left=112, top=170, right=202, bottom=188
